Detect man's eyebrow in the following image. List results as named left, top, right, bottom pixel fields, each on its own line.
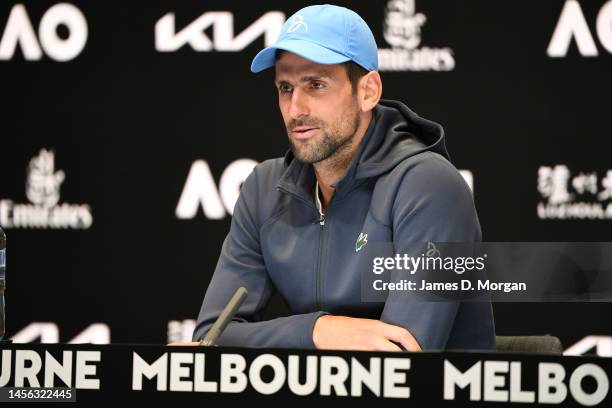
left=275, top=73, right=333, bottom=85
left=299, top=74, right=332, bottom=82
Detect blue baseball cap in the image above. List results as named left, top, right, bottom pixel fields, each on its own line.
left=250, top=4, right=378, bottom=73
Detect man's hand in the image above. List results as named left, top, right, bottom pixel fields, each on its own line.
left=313, top=315, right=421, bottom=352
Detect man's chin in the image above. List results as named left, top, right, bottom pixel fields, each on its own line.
left=290, top=147, right=322, bottom=164
left=292, top=152, right=316, bottom=164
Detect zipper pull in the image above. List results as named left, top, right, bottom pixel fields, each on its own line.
left=318, top=212, right=325, bottom=226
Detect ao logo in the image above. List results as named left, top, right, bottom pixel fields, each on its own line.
left=176, top=163, right=474, bottom=220
left=564, top=336, right=612, bottom=357
left=11, top=322, right=110, bottom=344
left=548, top=0, right=612, bottom=57
left=0, top=3, right=87, bottom=61
left=286, top=14, right=308, bottom=33
left=175, top=159, right=258, bottom=220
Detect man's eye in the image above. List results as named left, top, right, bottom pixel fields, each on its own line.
left=311, top=82, right=324, bottom=89
left=279, top=84, right=292, bottom=93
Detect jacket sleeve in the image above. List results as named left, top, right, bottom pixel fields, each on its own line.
left=379, top=153, right=488, bottom=350
left=192, top=165, right=328, bottom=348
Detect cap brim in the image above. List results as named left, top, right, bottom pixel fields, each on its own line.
left=250, top=39, right=350, bottom=73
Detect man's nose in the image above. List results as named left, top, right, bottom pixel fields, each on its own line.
left=288, top=88, right=309, bottom=119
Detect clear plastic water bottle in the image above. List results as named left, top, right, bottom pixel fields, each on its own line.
left=0, top=226, right=5, bottom=340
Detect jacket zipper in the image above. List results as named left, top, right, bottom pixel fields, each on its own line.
left=277, top=185, right=327, bottom=310
left=316, top=208, right=326, bottom=310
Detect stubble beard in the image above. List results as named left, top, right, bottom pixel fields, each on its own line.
left=287, top=101, right=361, bottom=165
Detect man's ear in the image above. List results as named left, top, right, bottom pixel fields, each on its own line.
left=359, top=71, right=382, bottom=112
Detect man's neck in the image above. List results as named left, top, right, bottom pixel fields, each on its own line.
left=314, top=111, right=372, bottom=210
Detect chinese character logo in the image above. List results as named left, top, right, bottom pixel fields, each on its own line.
left=538, top=165, right=612, bottom=220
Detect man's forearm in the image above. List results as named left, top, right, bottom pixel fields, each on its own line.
left=193, top=311, right=329, bottom=349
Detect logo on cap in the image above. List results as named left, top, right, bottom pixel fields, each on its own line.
left=286, top=14, right=308, bottom=33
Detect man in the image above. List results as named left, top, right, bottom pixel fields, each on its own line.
left=190, top=5, right=495, bottom=351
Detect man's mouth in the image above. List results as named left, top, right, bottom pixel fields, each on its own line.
left=291, top=126, right=319, bottom=140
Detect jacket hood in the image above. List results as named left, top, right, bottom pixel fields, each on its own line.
left=278, top=99, right=449, bottom=201
left=353, top=99, right=449, bottom=179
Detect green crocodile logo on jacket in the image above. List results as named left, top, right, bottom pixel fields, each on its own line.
left=355, top=232, right=368, bottom=252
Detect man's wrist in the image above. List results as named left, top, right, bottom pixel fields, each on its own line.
left=312, top=314, right=333, bottom=348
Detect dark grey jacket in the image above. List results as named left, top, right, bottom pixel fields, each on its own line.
left=193, top=99, right=495, bottom=350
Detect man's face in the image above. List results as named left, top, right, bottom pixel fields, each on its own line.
left=274, top=52, right=361, bottom=164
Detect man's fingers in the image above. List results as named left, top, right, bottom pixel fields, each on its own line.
left=313, top=315, right=423, bottom=352
left=372, top=337, right=403, bottom=352
left=381, top=324, right=422, bottom=352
